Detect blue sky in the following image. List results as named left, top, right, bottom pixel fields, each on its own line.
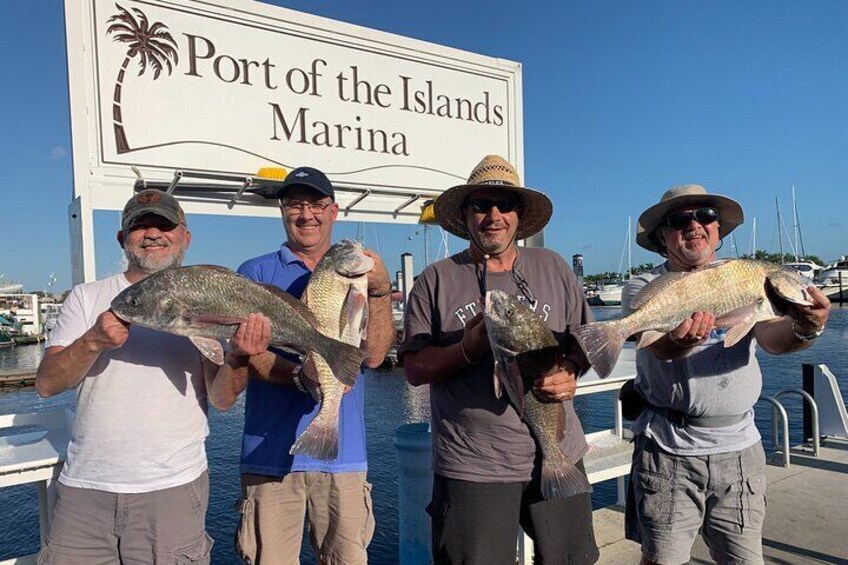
left=2, top=1, right=847, bottom=292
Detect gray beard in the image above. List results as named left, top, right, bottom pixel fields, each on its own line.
left=125, top=245, right=185, bottom=274
left=677, top=243, right=713, bottom=264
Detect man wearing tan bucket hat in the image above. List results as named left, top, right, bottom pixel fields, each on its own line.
left=400, top=155, right=599, bottom=564
left=621, top=184, right=831, bottom=565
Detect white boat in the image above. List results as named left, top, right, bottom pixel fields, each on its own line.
left=814, top=257, right=848, bottom=302
left=816, top=257, right=848, bottom=286
left=783, top=260, right=823, bottom=282
left=593, top=283, right=625, bottom=306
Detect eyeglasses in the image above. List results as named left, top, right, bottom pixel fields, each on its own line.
left=664, top=207, right=719, bottom=230
left=466, top=197, right=521, bottom=214
left=281, top=200, right=332, bottom=216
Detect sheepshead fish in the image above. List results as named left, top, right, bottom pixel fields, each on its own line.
left=573, top=259, right=813, bottom=379
left=110, top=265, right=365, bottom=386
left=484, top=290, right=593, bottom=500
left=291, top=240, right=373, bottom=460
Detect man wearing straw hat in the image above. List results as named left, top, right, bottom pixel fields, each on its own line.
left=621, top=184, right=831, bottom=565
left=401, top=155, right=599, bottom=564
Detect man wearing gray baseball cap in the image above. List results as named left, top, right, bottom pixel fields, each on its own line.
left=36, top=189, right=222, bottom=563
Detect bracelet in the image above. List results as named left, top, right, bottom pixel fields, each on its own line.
left=792, top=322, right=824, bottom=342
left=459, top=340, right=479, bottom=365
left=368, top=285, right=393, bottom=298
left=291, top=364, right=308, bottom=393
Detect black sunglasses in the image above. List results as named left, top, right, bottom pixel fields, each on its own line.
left=466, top=197, right=521, bottom=214
left=664, top=207, right=720, bottom=230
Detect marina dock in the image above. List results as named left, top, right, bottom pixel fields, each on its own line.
left=0, top=371, right=36, bottom=388
left=595, top=440, right=848, bottom=564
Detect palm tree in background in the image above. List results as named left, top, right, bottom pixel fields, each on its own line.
left=107, top=4, right=179, bottom=153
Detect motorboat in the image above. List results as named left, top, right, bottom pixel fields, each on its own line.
left=783, top=260, right=823, bottom=282
left=815, top=257, right=848, bottom=302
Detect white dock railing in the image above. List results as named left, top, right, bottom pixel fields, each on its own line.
left=0, top=408, right=72, bottom=565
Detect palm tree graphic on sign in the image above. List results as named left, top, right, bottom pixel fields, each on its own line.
left=106, top=4, right=178, bottom=154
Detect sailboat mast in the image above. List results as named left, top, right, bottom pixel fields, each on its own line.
left=751, top=217, right=757, bottom=257
left=627, top=216, right=633, bottom=280
left=792, top=185, right=800, bottom=262
left=793, top=184, right=807, bottom=258
left=775, top=197, right=784, bottom=263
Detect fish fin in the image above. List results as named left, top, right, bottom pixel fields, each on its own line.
left=629, top=271, right=690, bottom=310
left=493, top=361, right=503, bottom=399
left=257, top=283, right=321, bottom=328
left=317, top=336, right=365, bottom=387
left=342, top=285, right=369, bottom=343
left=540, top=452, right=593, bottom=500
left=495, top=356, right=526, bottom=417
left=572, top=321, right=626, bottom=379
left=290, top=420, right=339, bottom=460
left=298, top=351, right=323, bottom=402
left=196, top=264, right=236, bottom=274
left=714, top=303, right=760, bottom=329
left=190, top=336, right=225, bottom=365
left=190, top=315, right=246, bottom=326
left=636, top=330, right=665, bottom=350
left=723, top=319, right=758, bottom=348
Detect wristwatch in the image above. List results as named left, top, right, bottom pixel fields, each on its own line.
left=291, top=363, right=308, bottom=393
left=792, top=322, right=825, bottom=342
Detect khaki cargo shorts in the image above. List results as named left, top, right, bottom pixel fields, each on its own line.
left=236, top=471, right=375, bottom=565
left=625, top=435, right=767, bottom=565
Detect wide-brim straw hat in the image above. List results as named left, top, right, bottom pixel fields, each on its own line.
left=434, top=155, right=553, bottom=240
left=636, top=184, right=744, bottom=252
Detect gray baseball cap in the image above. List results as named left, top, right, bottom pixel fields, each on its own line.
left=122, top=189, right=187, bottom=232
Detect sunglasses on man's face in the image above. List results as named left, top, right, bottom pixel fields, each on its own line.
left=664, top=207, right=720, bottom=230
left=467, top=197, right=521, bottom=214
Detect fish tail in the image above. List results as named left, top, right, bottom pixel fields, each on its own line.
left=572, top=321, right=626, bottom=379
left=290, top=364, right=343, bottom=461
left=318, top=335, right=366, bottom=386
left=540, top=453, right=593, bottom=500
left=290, top=415, right=340, bottom=460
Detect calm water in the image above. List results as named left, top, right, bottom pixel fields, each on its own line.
left=1, top=306, right=846, bottom=563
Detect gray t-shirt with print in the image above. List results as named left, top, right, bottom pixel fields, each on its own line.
left=621, top=263, right=762, bottom=456
left=400, top=247, right=592, bottom=483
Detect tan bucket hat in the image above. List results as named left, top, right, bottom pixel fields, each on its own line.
left=636, top=184, right=744, bottom=252
left=434, top=155, right=553, bottom=240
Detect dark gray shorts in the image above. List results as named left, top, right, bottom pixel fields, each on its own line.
left=38, top=471, right=212, bottom=565
left=625, top=435, right=767, bottom=565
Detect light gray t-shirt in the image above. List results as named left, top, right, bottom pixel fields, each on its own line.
left=621, top=263, right=762, bottom=456
left=400, top=247, right=592, bottom=483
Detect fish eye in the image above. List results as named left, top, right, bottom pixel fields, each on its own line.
left=129, top=296, right=139, bottom=307
left=506, top=308, right=514, bottom=317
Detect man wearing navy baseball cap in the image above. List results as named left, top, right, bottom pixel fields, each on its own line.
left=215, top=166, right=395, bottom=564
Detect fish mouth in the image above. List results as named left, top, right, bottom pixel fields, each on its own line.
left=110, top=308, right=130, bottom=323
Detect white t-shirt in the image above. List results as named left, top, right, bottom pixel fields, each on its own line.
left=47, top=273, right=209, bottom=493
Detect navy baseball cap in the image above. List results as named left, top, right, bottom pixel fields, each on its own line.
left=278, top=166, right=335, bottom=200
left=122, top=189, right=186, bottom=232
